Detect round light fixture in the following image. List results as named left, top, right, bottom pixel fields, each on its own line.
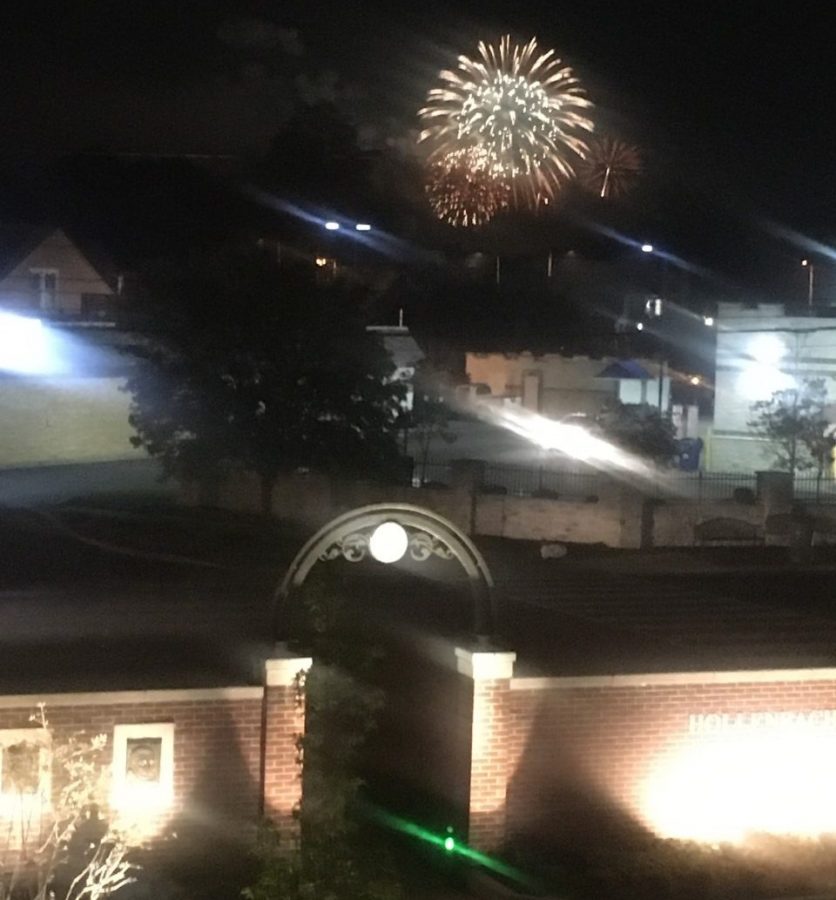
left=369, top=521, right=409, bottom=564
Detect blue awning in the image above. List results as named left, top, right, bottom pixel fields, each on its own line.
left=596, top=359, right=653, bottom=380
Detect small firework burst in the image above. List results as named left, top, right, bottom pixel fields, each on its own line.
left=578, top=136, right=642, bottom=199
left=418, top=35, right=594, bottom=205
left=425, top=147, right=511, bottom=227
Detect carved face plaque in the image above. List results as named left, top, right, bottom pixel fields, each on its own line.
left=125, top=738, right=162, bottom=783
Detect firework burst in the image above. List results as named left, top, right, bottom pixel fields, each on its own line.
left=425, top=147, right=511, bottom=227
left=419, top=35, right=594, bottom=205
left=578, top=136, right=642, bottom=199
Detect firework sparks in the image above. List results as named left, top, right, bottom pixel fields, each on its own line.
left=578, top=136, right=642, bottom=199
left=418, top=35, right=594, bottom=205
left=425, top=147, right=511, bottom=227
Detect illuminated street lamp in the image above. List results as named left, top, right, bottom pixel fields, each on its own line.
left=802, top=259, right=814, bottom=308
left=324, top=221, right=340, bottom=231
left=703, top=315, right=715, bottom=327
left=641, top=243, right=654, bottom=253
left=355, top=223, right=372, bottom=232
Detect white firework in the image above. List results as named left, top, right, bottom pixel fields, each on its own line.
left=418, top=35, right=594, bottom=203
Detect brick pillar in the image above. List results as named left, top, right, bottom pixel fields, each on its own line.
left=263, top=649, right=312, bottom=849
left=455, top=647, right=516, bottom=852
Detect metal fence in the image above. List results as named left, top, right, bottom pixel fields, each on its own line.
left=482, top=464, right=600, bottom=499
left=411, top=459, right=453, bottom=488
left=794, top=475, right=836, bottom=504
left=657, top=471, right=758, bottom=502
left=410, top=459, right=836, bottom=505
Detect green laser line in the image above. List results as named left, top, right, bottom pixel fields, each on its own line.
left=362, top=803, right=538, bottom=890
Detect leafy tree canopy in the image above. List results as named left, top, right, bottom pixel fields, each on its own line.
left=748, top=377, right=835, bottom=475
left=125, top=248, right=405, bottom=503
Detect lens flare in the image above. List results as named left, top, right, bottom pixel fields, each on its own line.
left=578, top=136, right=642, bottom=199
left=424, top=147, right=511, bottom=226
left=419, top=35, right=594, bottom=207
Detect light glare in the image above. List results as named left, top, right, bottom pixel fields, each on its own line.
left=0, top=312, right=50, bottom=374
left=642, top=726, right=836, bottom=843
left=355, top=223, right=371, bottom=231
left=324, top=221, right=340, bottom=231
left=641, top=243, right=654, bottom=253
left=748, top=334, right=786, bottom=366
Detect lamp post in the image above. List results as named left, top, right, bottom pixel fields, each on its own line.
left=802, top=259, right=814, bottom=308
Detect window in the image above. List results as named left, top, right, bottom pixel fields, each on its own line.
left=29, top=269, right=59, bottom=311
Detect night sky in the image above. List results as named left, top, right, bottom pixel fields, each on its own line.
left=2, top=2, right=834, bottom=294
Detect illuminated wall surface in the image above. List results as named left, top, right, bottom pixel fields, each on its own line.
left=505, top=674, right=836, bottom=847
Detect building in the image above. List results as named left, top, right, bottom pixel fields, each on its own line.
left=0, top=227, right=142, bottom=468
left=465, top=351, right=671, bottom=418
left=710, top=302, right=836, bottom=472
left=0, top=227, right=120, bottom=320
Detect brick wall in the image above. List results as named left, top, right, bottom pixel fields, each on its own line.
left=0, top=669, right=317, bottom=877
left=0, top=688, right=263, bottom=853
left=503, top=670, right=836, bottom=850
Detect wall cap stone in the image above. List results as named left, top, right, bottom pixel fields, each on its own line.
left=456, top=647, right=516, bottom=680
left=265, top=649, right=313, bottom=687
left=511, top=666, right=836, bottom=690
left=0, top=686, right=264, bottom=709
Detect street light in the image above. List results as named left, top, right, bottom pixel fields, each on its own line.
left=641, top=243, right=654, bottom=253
left=324, top=221, right=340, bottom=231
left=802, top=259, right=814, bottom=308
left=355, top=223, right=372, bottom=232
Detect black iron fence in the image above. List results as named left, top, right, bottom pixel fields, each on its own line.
left=793, top=475, right=836, bottom=504
left=482, top=463, right=600, bottom=499
left=410, top=459, right=836, bottom=504
left=658, top=471, right=758, bottom=502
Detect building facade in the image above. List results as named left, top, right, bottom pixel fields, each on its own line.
left=465, top=351, right=670, bottom=419
left=710, top=302, right=836, bottom=472
left=0, top=228, right=118, bottom=319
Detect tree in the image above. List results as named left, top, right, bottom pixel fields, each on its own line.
left=595, top=401, right=677, bottom=464
left=748, top=378, right=835, bottom=475
left=125, top=248, right=405, bottom=511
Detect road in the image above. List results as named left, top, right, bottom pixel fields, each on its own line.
left=0, top=458, right=173, bottom=506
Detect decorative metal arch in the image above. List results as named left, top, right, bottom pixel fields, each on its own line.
left=273, top=503, right=496, bottom=643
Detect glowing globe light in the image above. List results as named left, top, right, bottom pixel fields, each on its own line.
left=369, top=521, right=409, bottom=564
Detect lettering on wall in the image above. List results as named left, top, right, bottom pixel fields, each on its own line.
left=689, top=710, right=836, bottom=734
